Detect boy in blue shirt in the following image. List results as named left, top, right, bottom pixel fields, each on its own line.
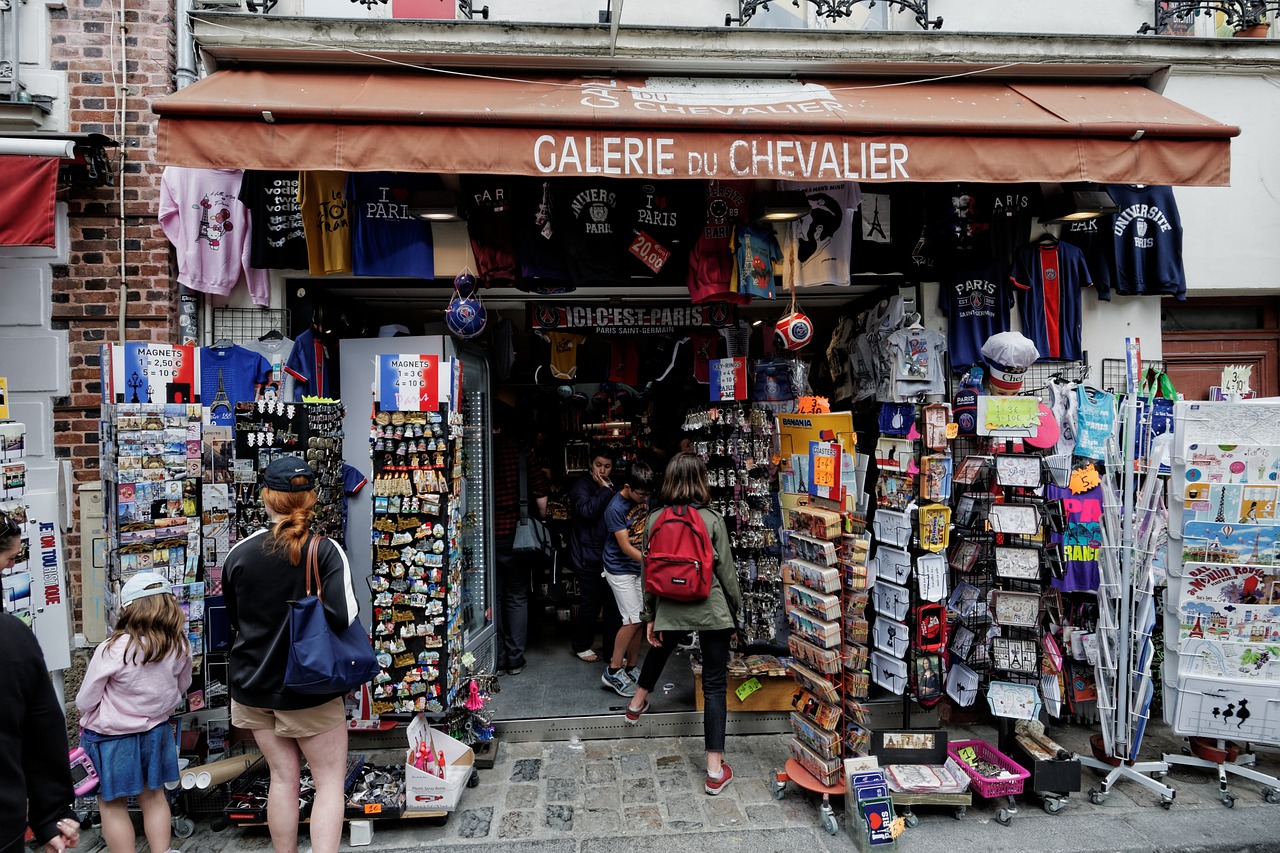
left=601, top=462, right=655, bottom=697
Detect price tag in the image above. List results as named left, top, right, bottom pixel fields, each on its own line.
left=629, top=230, right=671, bottom=273
left=735, top=677, right=762, bottom=702
left=364, top=803, right=382, bottom=814
left=461, top=652, right=476, bottom=668
left=945, top=423, right=959, bottom=439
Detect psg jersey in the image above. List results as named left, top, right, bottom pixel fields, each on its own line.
left=1010, top=240, right=1093, bottom=361
left=937, top=262, right=1013, bottom=370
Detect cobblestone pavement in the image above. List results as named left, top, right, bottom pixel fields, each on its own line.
left=74, top=722, right=1280, bottom=853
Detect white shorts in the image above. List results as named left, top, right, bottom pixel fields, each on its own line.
left=605, top=571, right=644, bottom=625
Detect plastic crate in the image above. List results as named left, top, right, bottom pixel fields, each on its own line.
left=946, top=739, right=1029, bottom=800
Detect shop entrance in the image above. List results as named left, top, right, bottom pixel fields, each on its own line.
left=302, top=278, right=884, bottom=732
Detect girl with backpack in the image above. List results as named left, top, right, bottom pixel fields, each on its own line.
left=625, top=452, right=742, bottom=795
left=75, top=572, right=193, bottom=853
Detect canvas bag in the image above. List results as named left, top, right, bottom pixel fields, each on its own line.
left=285, top=537, right=380, bottom=695
left=643, top=505, right=714, bottom=602
left=511, top=449, right=554, bottom=558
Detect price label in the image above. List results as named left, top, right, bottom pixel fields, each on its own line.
left=364, top=803, right=383, bottom=814
left=734, top=677, right=762, bottom=702
left=629, top=230, right=671, bottom=273
left=945, top=423, right=959, bottom=439
left=461, top=652, right=476, bottom=668
left=813, top=454, right=836, bottom=488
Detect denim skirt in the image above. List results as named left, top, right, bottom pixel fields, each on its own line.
left=80, top=721, right=179, bottom=802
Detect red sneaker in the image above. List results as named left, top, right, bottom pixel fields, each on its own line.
left=624, top=700, right=649, bottom=725
left=705, top=762, right=733, bottom=795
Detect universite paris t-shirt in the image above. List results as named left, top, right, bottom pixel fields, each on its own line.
left=557, top=178, right=631, bottom=288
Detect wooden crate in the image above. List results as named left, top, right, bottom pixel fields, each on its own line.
left=694, top=672, right=796, bottom=712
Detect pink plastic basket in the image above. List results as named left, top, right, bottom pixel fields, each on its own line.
left=947, top=739, right=1030, bottom=799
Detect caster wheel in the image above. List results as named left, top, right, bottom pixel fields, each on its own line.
left=1151, top=771, right=1166, bottom=780
left=954, top=807, right=966, bottom=820
left=1161, top=797, right=1174, bottom=810
left=904, top=813, right=919, bottom=828
left=1222, top=794, right=1236, bottom=808
left=467, top=768, right=480, bottom=788
left=1044, top=798, right=1064, bottom=815
left=822, top=814, right=839, bottom=836
left=1089, top=789, right=1106, bottom=806
left=210, top=816, right=230, bottom=832
left=174, top=818, right=195, bottom=839
left=1264, top=788, right=1280, bottom=805
left=428, top=814, right=450, bottom=827
left=773, top=784, right=786, bottom=801
left=996, top=808, right=1012, bottom=826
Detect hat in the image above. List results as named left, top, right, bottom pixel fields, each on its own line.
left=120, top=572, right=173, bottom=607
left=263, top=455, right=316, bottom=492
left=1024, top=402, right=1062, bottom=450
left=980, top=332, right=1040, bottom=396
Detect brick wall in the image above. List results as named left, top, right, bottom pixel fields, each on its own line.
left=49, top=0, right=177, bottom=631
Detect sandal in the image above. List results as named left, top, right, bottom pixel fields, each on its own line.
left=575, top=649, right=600, bottom=662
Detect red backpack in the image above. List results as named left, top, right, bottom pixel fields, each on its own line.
left=643, top=505, right=715, bottom=602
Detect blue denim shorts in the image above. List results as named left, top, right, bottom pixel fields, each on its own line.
left=80, top=721, right=179, bottom=802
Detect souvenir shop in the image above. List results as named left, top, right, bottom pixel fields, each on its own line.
left=77, top=65, right=1280, bottom=829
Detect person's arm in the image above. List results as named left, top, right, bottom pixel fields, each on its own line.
left=17, top=627, right=77, bottom=848
left=639, top=511, right=658, bottom=622
left=613, top=527, right=644, bottom=565
left=74, top=644, right=119, bottom=717
left=527, top=449, right=551, bottom=518
left=175, top=648, right=194, bottom=696
left=571, top=479, right=615, bottom=521
left=316, top=537, right=358, bottom=632
left=222, top=558, right=239, bottom=641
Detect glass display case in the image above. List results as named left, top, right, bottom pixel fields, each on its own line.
left=456, top=347, right=494, bottom=652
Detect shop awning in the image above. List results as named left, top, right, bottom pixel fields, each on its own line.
left=0, top=155, right=59, bottom=248
left=154, top=70, right=1238, bottom=187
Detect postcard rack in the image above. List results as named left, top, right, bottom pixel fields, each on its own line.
left=1162, top=400, right=1280, bottom=807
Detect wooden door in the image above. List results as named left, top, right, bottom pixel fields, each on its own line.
left=1162, top=332, right=1280, bottom=400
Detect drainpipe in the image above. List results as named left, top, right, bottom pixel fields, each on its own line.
left=175, top=0, right=198, bottom=90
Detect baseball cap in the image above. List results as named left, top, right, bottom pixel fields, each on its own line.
left=120, top=572, right=173, bottom=607
left=263, top=455, right=316, bottom=492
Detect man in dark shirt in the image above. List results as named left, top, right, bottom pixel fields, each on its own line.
left=493, top=402, right=549, bottom=675
left=567, top=448, right=620, bottom=664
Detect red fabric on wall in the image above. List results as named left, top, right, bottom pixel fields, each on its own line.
left=0, top=155, right=58, bottom=248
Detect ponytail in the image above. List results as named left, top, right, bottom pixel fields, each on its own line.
left=261, top=483, right=317, bottom=565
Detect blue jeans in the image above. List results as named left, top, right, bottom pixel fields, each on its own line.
left=636, top=628, right=733, bottom=753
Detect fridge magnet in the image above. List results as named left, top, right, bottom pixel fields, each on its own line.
left=919, top=454, right=953, bottom=502
left=875, top=437, right=914, bottom=473
left=995, top=454, right=1042, bottom=488
left=917, top=504, right=951, bottom=552
left=874, top=546, right=912, bottom=585
left=946, top=661, right=981, bottom=707
left=916, top=553, right=948, bottom=602
left=873, top=507, right=912, bottom=549
left=954, top=455, right=992, bottom=485
left=994, top=546, right=1041, bottom=580
left=947, top=581, right=983, bottom=619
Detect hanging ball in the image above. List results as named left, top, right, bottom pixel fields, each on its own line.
left=454, top=271, right=479, bottom=298
left=445, top=293, right=488, bottom=339
left=774, top=310, right=814, bottom=350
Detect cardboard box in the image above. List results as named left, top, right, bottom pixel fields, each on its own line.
left=404, top=716, right=474, bottom=812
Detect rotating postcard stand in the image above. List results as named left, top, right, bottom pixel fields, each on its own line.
left=1161, top=400, right=1280, bottom=807
left=1078, top=393, right=1176, bottom=808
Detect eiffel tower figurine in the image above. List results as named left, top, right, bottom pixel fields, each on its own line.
left=209, top=368, right=232, bottom=420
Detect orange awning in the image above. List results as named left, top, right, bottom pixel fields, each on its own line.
left=154, top=70, right=1238, bottom=186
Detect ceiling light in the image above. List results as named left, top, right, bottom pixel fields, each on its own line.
left=1042, top=186, right=1119, bottom=222
left=408, top=190, right=463, bottom=222
left=750, top=190, right=812, bottom=223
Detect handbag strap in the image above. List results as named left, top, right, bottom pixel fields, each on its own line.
left=517, top=445, right=531, bottom=521
left=304, top=535, right=321, bottom=597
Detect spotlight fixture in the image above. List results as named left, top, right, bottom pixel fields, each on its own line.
left=408, top=191, right=463, bottom=222
left=1041, top=186, right=1119, bottom=222
left=749, top=190, right=813, bottom=223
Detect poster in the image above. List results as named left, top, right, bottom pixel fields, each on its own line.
left=777, top=412, right=855, bottom=494
left=376, top=354, right=440, bottom=412
left=808, top=440, right=842, bottom=500
left=102, top=343, right=200, bottom=406
left=709, top=357, right=746, bottom=402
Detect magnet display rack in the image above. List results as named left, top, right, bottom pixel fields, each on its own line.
left=1163, top=400, right=1280, bottom=807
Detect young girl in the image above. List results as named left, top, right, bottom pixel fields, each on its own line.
left=76, top=572, right=193, bottom=853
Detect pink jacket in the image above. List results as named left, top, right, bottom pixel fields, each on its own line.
left=76, top=635, right=193, bottom=736
left=159, top=167, right=269, bottom=306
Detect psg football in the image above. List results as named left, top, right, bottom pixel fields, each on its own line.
left=775, top=310, right=814, bottom=350
left=445, top=293, right=487, bottom=339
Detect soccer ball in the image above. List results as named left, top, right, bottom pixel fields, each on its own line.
left=774, top=311, right=814, bottom=350
left=445, top=292, right=487, bottom=339
left=454, top=271, right=478, bottom=298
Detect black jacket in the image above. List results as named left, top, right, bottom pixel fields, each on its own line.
left=223, top=530, right=357, bottom=710
left=568, top=474, right=615, bottom=570
left=1, top=613, right=76, bottom=853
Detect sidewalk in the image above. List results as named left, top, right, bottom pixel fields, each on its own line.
left=77, top=719, right=1280, bottom=853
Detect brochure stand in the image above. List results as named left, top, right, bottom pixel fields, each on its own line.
left=1161, top=400, right=1280, bottom=807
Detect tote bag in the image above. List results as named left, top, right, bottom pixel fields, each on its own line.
left=285, top=537, right=380, bottom=695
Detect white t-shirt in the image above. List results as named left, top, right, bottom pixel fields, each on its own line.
left=782, top=181, right=863, bottom=288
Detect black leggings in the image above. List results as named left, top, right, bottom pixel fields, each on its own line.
left=636, top=628, right=734, bottom=753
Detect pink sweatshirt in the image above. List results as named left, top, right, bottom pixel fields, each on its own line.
left=75, top=635, right=193, bottom=736
left=158, top=167, right=269, bottom=306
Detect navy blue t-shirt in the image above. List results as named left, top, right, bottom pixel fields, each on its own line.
left=1101, top=184, right=1186, bottom=301
left=200, top=344, right=271, bottom=426
left=603, top=492, right=648, bottom=575
left=347, top=172, right=435, bottom=278
left=937, top=262, right=1013, bottom=370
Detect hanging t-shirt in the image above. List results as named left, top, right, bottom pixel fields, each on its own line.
left=1047, top=482, right=1102, bottom=593
left=1010, top=240, right=1094, bottom=361
left=731, top=224, right=783, bottom=299
left=1058, top=215, right=1116, bottom=300
left=1074, top=386, right=1116, bottom=460
left=781, top=181, right=862, bottom=288
left=827, top=315, right=857, bottom=403
left=923, top=183, right=994, bottom=266
left=887, top=326, right=947, bottom=399
left=753, top=359, right=795, bottom=404
left=339, top=463, right=368, bottom=549
left=689, top=329, right=718, bottom=385
left=1101, top=184, right=1187, bottom=301
left=557, top=178, right=631, bottom=288
left=239, top=335, right=296, bottom=403
left=548, top=332, right=586, bottom=380
left=608, top=338, right=639, bottom=386
left=460, top=175, right=519, bottom=287
left=512, top=177, right=571, bottom=288
left=199, top=345, right=272, bottom=426
left=987, top=183, right=1043, bottom=268
left=622, top=179, right=701, bottom=286
left=851, top=183, right=926, bottom=275
left=687, top=181, right=751, bottom=305
left=284, top=328, right=332, bottom=401
left=1047, top=378, right=1079, bottom=457
left=938, top=262, right=1014, bottom=371
left=297, top=171, right=352, bottom=275
left=346, top=172, right=436, bottom=278
left=237, top=170, right=308, bottom=270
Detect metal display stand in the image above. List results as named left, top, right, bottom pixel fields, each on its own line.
left=1080, top=364, right=1175, bottom=807
left=1161, top=399, right=1280, bottom=807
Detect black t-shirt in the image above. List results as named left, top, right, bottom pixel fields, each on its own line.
left=620, top=179, right=702, bottom=286
left=987, top=183, right=1043, bottom=268
left=851, top=183, right=926, bottom=275
left=237, top=170, right=309, bottom=270
left=460, top=175, right=519, bottom=287
left=556, top=178, right=631, bottom=287
left=922, top=182, right=995, bottom=266
left=511, top=176, right=572, bottom=288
